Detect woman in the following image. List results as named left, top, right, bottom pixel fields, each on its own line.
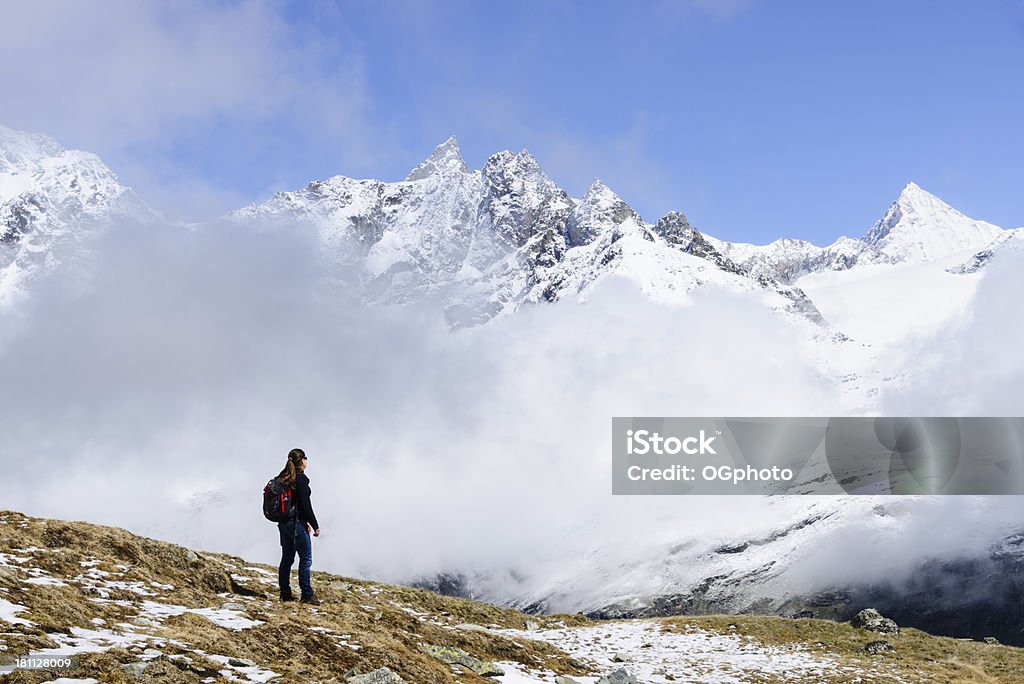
left=276, top=447, right=322, bottom=605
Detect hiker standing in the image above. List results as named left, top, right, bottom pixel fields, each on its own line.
left=276, top=448, right=322, bottom=604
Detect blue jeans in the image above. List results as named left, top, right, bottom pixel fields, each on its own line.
left=278, top=517, right=313, bottom=598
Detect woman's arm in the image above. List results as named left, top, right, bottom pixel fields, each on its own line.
left=295, top=474, right=320, bottom=532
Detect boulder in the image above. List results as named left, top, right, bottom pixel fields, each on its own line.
left=851, top=608, right=899, bottom=634
left=597, top=667, right=638, bottom=684
left=347, top=667, right=407, bottom=684
left=419, top=644, right=505, bottom=677
left=119, top=662, right=148, bottom=677
left=863, top=640, right=895, bottom=655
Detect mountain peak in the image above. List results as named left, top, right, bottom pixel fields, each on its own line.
left=432, top=135, right=461, bottom=158
left=895, top=181, right=946, bottom=210
left=405, top=136, right=468, bottom=181
left=580, top=178, right=620, bottom=205
left=566, top=178, right=643, bottom=246
left=483, top=148, right=547, bottom=182
left=0, top=124, right=65, bottom=174
left=863, top=182, right=1003, bottom=261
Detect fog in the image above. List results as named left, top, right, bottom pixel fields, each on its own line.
left=1, top=219, right=1021, bottom=608
left=881, top=243, right=1024, bottom=416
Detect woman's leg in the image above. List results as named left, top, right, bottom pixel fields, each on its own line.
left=278, top=518, right=296, bottom=598
left=294, top=520, right=314, bottom=598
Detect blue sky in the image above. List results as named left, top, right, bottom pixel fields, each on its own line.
left=2, top=0, right=1022, bottom=244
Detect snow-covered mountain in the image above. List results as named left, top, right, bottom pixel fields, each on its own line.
left=703, top=181, right=1012, bottom=358
left=0, top=125, right=152, bottom=308
left=414, top=497, right=1024, bottom=646
left=862, top=181, right=1003, bottom=262
left=709, top=182, right=1004, bottom=284
left=4, top=124, right=1012, bottom=344
left=947, top=227, right=1024, bottom=274
left=231, top=138, right=826, bottom=327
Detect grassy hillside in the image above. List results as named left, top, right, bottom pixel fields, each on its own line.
left=0, top=510, right=1021, bottom=684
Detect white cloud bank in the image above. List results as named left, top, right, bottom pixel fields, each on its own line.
left=882, top=244, right=1024, bottom=415
left=0, top=219, right=1020, bottom=609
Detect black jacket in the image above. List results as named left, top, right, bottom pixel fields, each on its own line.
left=293, top=472, right=319, bottom=531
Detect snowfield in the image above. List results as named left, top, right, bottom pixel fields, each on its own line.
left=490, top=619, right=910, bottom=683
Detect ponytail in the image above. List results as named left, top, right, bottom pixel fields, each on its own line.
left=276, top=448, right=306, bottom=489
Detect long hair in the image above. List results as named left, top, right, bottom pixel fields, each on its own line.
left=276, top=448, right=306, bottom=489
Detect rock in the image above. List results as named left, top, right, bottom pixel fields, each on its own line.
left=347, top=667, right=407, bottom=684
left=420, top=644, right=505, bottom=677
left=130, top=617, right=161, bottom=628
left=453, top=623, right=498, bottom=634
left=863, top=640, right=895, bottom=655
left=983, top=636, right=1001, bottom=645
left=228, top=657, right=256, bottom=667
left=220, top=601, right=247, bottom=611
left=120, top=662, right=148, bottom=677
left=597, top=668, right=638, bottom=684
left=555, top=677, right=582, bottom=684
left=610, top=653, right=627, bottom=662
left=851, top=608, right=899, bottom=634
left=331, top=581, right=351, bottom=591
left=185, top=550, right=199, bottom=563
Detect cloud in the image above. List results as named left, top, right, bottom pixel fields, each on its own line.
left=1, top=215, right=1020, bottom=613
left=0, top=0, right=386, bottom=218
left=0, top=1, right=361, bottom=144
left=0, top=215, right=845, bottom=585
left=881, top=243, right=1024, bottom=415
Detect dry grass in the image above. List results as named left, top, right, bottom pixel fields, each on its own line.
left=0, top=510, right=593, bottom=683
left=1, top=510, right=1021, bottom=684
left=661, top=614, right=1024, bottom=684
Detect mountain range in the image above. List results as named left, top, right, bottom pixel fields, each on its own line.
left=3, top=124, right=1018, bottom=336
left=2, top=124, right=1022, bottom=648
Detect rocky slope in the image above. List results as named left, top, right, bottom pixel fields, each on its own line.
left=946, top=227, right=1024, bottom=274
left=2, top=510, right=1021, bottom=684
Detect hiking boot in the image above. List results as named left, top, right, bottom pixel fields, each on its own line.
left=299, top=594, right=321, bottom=605
left=280, top=592, right=295, bottom=602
